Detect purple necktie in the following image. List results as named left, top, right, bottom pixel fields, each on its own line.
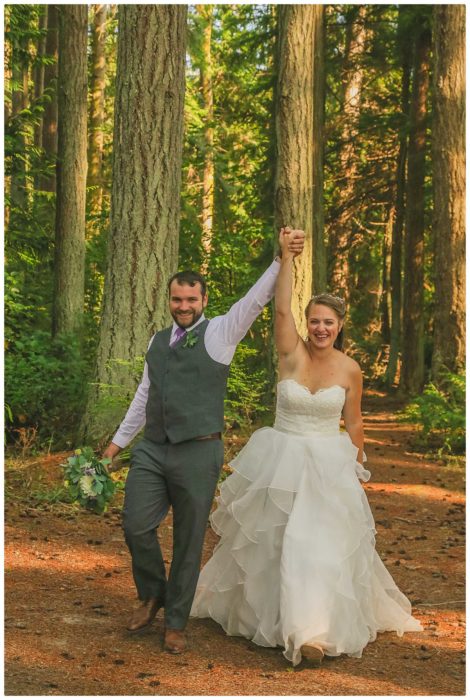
left=170, top=326, right=187, bottom=348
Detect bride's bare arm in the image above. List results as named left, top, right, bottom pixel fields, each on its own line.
left=342, top=364, right=364, bottom=464
left=275, top=228, right=302, bottom=360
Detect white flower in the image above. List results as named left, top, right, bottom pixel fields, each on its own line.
left=79, top=474, right=95, bottom=497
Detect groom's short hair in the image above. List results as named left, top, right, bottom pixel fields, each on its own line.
left=168, top=270, right=207, bottom=297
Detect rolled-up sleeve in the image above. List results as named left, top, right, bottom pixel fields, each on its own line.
left=111, top=337, right=154, bottom=448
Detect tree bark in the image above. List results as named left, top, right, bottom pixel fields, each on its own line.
left=312, top=5, right=326, bottom=294
left=275, top=5, right=324, bottom=334
left=401, top=19, right=431, bottom=394
left=431, top=5, right=465, bottom=377
left=40, top=4, right=58, bottom=193
left=10, top=29, right=30, bottom=215
left=82, top=5, right=187, bottom=443
left=380, top=208, right=393, bottom=345
left=385, top=9, right=411, bottom=386
left=52, top=5, right=88, bottom=336
left=87, top=4, right=108, bottom=218
left=197, top=4, right=215, bottom=275
left=33, top=6, right=47, bottom=151
left=4, top=5, right=12, bottom=228
left=328, top=5, right=368, bottom=301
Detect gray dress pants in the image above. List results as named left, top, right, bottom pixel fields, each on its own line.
left=122, top=436, right=224, bottom=630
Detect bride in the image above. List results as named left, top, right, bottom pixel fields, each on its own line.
left=191, top=227, right=422, bottom=665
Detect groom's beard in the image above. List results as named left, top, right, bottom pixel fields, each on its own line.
left=171, top=308, right=204, bottom=329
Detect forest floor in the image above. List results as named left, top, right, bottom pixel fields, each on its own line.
left=4, top=389, right=466, bottom=697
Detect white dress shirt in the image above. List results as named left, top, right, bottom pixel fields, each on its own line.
left=111, top=259, right=281, bottom=448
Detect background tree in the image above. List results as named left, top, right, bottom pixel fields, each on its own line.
left=312, top=6, right=326, bottom=294
left=431, top=4, right=465, bottom=377
left=32, top=6, right=46, bottom=155
left=4, top=4, right=465, bottom=451
left=196, top=4, right=215, bottom=275
left=40, top=3, right=58, bottom=193
left=385, top=6, right=411, bottom=385
left=5, top=5, right=60, bottom=341
left=87, top=4, right=108, bottom=221
left=4, top=5, right=13, bottom=228
left=52, top=5, right=88, bottom=337
left=275, top=4, right=325, bottom=335
left=328, top=5, right=368, bottom=302
left=82, top=4, right=188, bottom=442
left=401, top=11, right=431, bottom=394
left=183, top=5, right=278, bottom=420
left=8, top=5, right=33, bottom=217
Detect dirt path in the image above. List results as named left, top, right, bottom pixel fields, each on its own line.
left=5, top=390, right=465, bottom=696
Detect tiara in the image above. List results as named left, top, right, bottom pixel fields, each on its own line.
left=310, top=293, right=346, bottom=307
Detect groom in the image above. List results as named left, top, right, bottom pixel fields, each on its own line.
left=103, top=230, right=305, bottom=653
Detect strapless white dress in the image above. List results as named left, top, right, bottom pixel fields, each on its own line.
left=191, top=379, right=422, bottom=665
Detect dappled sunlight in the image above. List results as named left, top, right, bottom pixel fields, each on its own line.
left=365, top=482, right=465, bottom=503
left=365, top=422, right=414, bottom=431
left=369, top=456, right=431, bottom=470
left=5, top=381, right=465, bottom=696
left=5, top=633, right=462, bottom=697
left=364, top=435, right=391, bottom=446
left=5, top=543, right=125, bottom=573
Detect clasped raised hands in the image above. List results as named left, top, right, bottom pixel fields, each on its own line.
left=279, top=226, right=305, bottom=258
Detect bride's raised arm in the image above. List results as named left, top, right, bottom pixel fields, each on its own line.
left=275, top=227, right=303, bottom=362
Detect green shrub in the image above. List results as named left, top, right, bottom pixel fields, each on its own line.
left=225, top=342, right=270, bottom=429
left=5, top=330, right=90, bottom=447
left=401, top=372, right=465, bottom=455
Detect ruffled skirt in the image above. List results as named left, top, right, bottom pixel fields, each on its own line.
left=190, top=427, right=422, bottom=665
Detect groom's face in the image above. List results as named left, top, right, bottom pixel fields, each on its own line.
left=169, top=280, right=208, bottom=329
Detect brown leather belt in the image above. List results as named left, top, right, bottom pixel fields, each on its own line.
left=194, top=432, right=221, bottom=441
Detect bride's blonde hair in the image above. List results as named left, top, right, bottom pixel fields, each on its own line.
left=304, top=294, right=346, bottom=351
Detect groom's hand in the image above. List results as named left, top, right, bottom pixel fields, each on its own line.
left=103, top=442, right=121, bottom=461
left=102, top=442, right=123, bottom=472
left=279, top=227, right=305, bottom=258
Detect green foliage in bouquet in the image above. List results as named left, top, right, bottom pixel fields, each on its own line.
left=63, top=447, right=122, bottom=514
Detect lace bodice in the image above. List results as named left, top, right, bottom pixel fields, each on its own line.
left=274, top=379, right=345, bottom=435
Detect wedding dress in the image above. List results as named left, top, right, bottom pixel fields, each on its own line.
left=191, top=379, right=422, bottom=665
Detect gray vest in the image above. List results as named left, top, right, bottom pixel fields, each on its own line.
left=144, top=320, right=230, bottom=444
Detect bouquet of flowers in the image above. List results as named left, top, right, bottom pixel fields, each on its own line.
left=62, top=447, right=121, bottom=514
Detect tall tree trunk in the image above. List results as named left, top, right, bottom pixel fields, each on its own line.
left=82, top=5, right=187, bottom=443
left=52, top=5, right=88, bottom=336
left=4, top=5, right=12, bottom=229
left=312, top=5, right=326, bottom=294
left=87, top=4, right=108, bottom=218
left=33, top=6, right=47, bottom=151
left=275, top=5, right=324, bottom=335
left=40, top=4, right=58, bottom=193
left=385, top=11, right=411, bottom=386
left=197, top=4, right=215, bottom=275
left=10, top=36, right=30, bottom=215
left=4, top=6, right=12, bottom=122
left=401, top=19, right=431, bottom=394
left=380, top=207, right=393, bottom=345
left=328, top=5, right=368, bottom=301
left=431, top=5, right=465, bottom=377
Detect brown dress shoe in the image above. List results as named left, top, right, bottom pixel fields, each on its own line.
left=163, top=627, right=187, bottom=654
left=126, top=598, right=163, bottom=633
